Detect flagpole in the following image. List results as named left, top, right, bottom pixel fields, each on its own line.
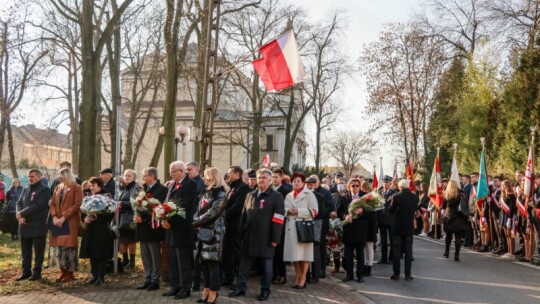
left=480, top=137, right=494, bottom=251
left=434, top=147, right=439, bottom=240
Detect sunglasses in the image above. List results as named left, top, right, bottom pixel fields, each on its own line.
left=351, top=185, right=360, bottom=188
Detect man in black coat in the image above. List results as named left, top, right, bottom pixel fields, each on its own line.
left=378, top=175, right=397, bottom=264
left=15, top=169, right=51, bottom=281
left=309, top=174, right=334, bottom=278
left=229, top=169, right=285, bottom=301
left=99, top=167, right=116, bottom=196
left=306, top=177, right=326, bottom=283
left=186, top=161, right=205, bottom=291
left=389, top=179, right=419, bottom=281
left=134, top=167, right=168, bottom=291
left=221, top=166, right=250, bottom=286
left=161, top=161, right=198, bottom=299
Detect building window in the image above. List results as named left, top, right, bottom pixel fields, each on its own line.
left=57, top=151, right=60, bottom=160
left=59, top=153, right=65, bottom=161
left=47, top=150, right=52, bottom=159
left=266, top=135, right=274, bottom=151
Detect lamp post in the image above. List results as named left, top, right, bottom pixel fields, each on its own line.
left=160, top=126, right=190, bottom=161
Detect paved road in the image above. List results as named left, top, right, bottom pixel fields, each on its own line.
left=332, top=236, right=540, bottom=304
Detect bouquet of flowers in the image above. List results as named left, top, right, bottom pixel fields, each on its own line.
left=80, top=194, right=116, bottom=228
left=153, top=201, right=186, bottom=225
left=130, top=191, right=161, bottom=215
left=343, top=192, right=385, bottom=225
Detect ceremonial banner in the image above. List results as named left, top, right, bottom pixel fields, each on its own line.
left=252, top=30, right=306, bottom=92
left=405, top=161, right=415, bottom=191
left=476, top=150, right=489, bottom=212
left=372, top=168, right=378, bottom=190
left=523, top=134, right=535, bottom=219
left=262, top=154, right=270, bottom=168
left=428, top=149, right=443, bottom=209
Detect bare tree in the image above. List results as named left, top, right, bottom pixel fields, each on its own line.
left=359, top=23, right=445, bottom=162
left=417, top=0, right=489, bottom=57
left=326, top=131, right=376, bottom=178
left=0, top=3, right=48, bottom=177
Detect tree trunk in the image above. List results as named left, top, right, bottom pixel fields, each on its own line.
left=107, top=1, right=122, bottom=170
left=0, top=115, right=6, bottom=166
left=314, top=118, right=322, bottom=172
left=6, top=117, right=17, bottom=177
left=282, top=90, right=295, bottom=172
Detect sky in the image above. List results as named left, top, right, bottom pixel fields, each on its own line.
left=290, top=0, right=423, bottom=174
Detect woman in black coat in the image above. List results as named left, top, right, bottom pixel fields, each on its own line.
left=118, top=169, right=139, bottom=269
left=79, top=177, right=114, bottom=285
left=442, top=180, right=468, bottom=261
left=193, top=167, right=227, bottom=304
left=336, top=178, right=367, bottom=283
left=6, top=179, right=23, bottom=240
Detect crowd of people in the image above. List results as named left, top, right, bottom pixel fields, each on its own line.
left=2, top=159, right=539, bottom=303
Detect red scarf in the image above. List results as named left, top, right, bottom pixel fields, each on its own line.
left=293, top=188, right=302, bottom=199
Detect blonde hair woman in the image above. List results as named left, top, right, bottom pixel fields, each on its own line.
left=49, top=167, right=83, bottom=282
left=118, top=169, right=140, bottom=269
left=193, top=167, right=228, bottom=304
left=442, top=180, right=467, bottom=261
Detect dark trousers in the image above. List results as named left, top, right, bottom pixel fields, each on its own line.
left=465, top=221, right=474, bottom=246
left=320, top=223, right=329, bottom=276
left=202, top=261, right=220, bottom=291
left=533, top=216, right=540, bottom=257
left=21, top=236, right=46, bottom=276
left=8, top=213, right=18, bottom=237
left=444, top=230, right=463, bottom=256
left=392, top=235, right=413, bottom=276
left=237, top=254, right=273, bottom=292
left=344, top=242, right=365, bottom=279
left=193, top=254, right=202, bottom=286
left=90, top=258, right=107, bottom=279
left=272, top=230, right=286, bottom=280
left=491, top=210, right=506, bottom=252
left=379, top=225, right=393, bottom=262
left=140, top=241, right=161, bottom=284
left=308, top=241, right=321, bottom=280
left=169, top=246, right=192, bottom=292
left=221, top=231, right=242, bottom=283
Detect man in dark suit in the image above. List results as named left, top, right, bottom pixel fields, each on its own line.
left=221, top=166, right=251, bottom=286
left=229, top=169, right=285, bottom=301
left=389, top=179, right=419, bottom=281
left=378, top=175, right=397, bottom=264
left=15, top=169, right=51, bottom=281
left=161, top=161, right=198, bottom=299
left=134, top=167, right=168, bottom=291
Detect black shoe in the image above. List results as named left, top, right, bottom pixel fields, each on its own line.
left=15, top=273, right=31, bottom=281
left=320, top=272, right=326, bottom=279
left=28, top=274, right=41, bottom=281
left=207, top=293, right=219, bottom=304
left=342, top=276, right=353, bottom=282
left=86, top=276, right=98, bottom=284
left=454, top=255, right=460, bottom=262
left=191, top=283, right=200, bottom=292
left=95, top=276, right=105, bottom=285
left=162, top=289, right=180, bottom=297
left=356, top=277, right=364, bottom=283
left=405, top=275, right=413, bottom=281
left=136, top=282, right=151, bottom=290
left=257, top=290, right=270, bottom=301
left=390, top=274, right=399, bottom=281
left=307, top=278, right=319, bottom=284
left=443, top=252, right=449, bottom=258
left=377, top=259, right=388, bottom=264
left=228, top=289, right=245, bottom=297
left=196, top=297, right=208, bottom=303
left=173, top=290, right=191, bottom=299
left=146, top=283, right=159, bottom=291
left=478, top=245, right=488, bottom=253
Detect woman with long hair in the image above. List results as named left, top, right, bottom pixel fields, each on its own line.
left=193, top=167, right=228, bottom=304
left=118, top=169, right=140, bottom=269
left=500, top=180, right=517, bottom=259
left=336, top=178, right=367, bottom=283
left=442, top=180, right=468, bottom=261
left=49, top=168, right=83, bottom=282
left=5, top=178, right=23, bottom=240
left=283, top=172, right=318, bottom=289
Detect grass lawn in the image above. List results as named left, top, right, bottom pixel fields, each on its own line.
left=0, top=232, right=144, bottom=296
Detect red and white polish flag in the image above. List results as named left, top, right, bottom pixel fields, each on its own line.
left=252, top=30, right=306, bottom=92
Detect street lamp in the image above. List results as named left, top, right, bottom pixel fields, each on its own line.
left=159, top=125, right=190, bottom=160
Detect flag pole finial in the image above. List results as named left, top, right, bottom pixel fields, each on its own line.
left=480, top=137, right=485, bottom=150
left=531, top=126, right=536, bottom=139
left=453, top=143, right=457, bottom=151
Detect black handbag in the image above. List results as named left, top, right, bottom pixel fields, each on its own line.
left=118, top=211, right=134, bottom=231
left=197, top=227, right=215, bottom=244
left=295, top=220, right=315, bottom=243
